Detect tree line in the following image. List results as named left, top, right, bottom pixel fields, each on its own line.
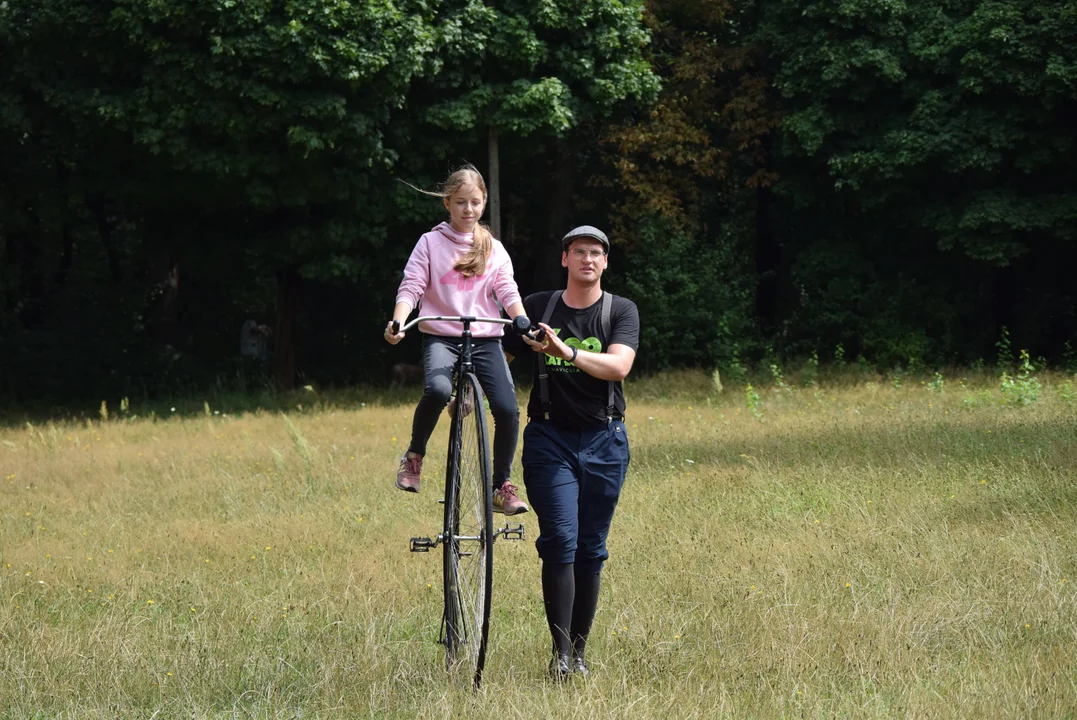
left=2, top=0, right=1074, bottom=401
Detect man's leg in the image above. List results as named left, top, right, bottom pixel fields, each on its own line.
left=522, top=420, right=581, bottom=677
left=572, top=420, right=630, bottom=669
left=570, top=565, right=601, bottom=670
left=542, top=561, right=574, bottom=661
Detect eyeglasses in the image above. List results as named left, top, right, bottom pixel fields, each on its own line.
left=570, top=248, right=605, bottom=260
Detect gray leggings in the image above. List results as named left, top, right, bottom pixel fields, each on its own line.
left=408, top=335, right=519, bottom=487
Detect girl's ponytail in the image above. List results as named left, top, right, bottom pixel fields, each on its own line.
left=455, top=222, right=492, bottom=277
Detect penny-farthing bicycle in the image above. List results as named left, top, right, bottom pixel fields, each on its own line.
left=392, top=314, right=530, bottom=688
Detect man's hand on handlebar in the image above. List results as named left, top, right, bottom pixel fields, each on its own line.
left=513, top=314, right=552, bottom=350
left=522, top=322, right=568, bottom=360
left=511, top=315, right=546, bottom=344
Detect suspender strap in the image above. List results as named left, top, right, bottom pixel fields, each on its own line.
left=600, top=291, right=616, bottom=421
left=537, top=290, right=563, bottom=420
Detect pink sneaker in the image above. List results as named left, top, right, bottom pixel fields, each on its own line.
left=493, top=482, right=528, bottom=515
left=395, top=453, right=422, bottom=492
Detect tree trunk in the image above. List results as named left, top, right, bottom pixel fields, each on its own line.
left=275, top=266, right=300, bottom=390
left=488, top=127, right=502, bottom=241
left=542, top=138, right=575, bottom=289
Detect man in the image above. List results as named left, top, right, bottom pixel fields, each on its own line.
left=504, top=225, right=640, bottom=680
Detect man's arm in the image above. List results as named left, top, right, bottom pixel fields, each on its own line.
left=572, top=343, right=636, bottom=381
left=526, top=321, right=636, bottom=381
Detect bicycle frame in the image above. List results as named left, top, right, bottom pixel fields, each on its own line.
left=398, top=315, right=528, bottom=553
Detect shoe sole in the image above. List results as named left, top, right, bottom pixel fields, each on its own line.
left=493, top=505, right=529, bottom=515
left=395, top=480, right=420, bottom=493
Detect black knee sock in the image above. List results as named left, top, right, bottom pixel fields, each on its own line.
left=542, top=561, right=574, bottom=657
left=570, top=567, right=601, bottom=658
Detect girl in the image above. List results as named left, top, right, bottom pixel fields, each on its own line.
left=384, top=165, right=528, bottom=516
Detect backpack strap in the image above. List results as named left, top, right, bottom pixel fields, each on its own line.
left=537, top=291, right=564, bottom=419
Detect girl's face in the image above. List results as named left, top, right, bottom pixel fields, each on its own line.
left=444, top=183, right=485, bottom=234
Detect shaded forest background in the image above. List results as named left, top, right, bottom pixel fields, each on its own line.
left=2, top=0, right=1075, bottom=401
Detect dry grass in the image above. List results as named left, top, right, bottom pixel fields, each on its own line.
left=1, top=372, right=1076, bottom=718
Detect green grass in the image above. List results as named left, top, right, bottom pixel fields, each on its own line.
left=2, top=371, right=1076, bottom=718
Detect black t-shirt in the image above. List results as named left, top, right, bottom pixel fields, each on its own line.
left=504, top=291, right=640, bottom=429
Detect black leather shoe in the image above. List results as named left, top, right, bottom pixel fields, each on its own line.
left=548, top=652, right=573, bottom=682
left=571, top=652, right=591, bottom=678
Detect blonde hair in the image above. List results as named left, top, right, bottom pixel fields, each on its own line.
left=407, top=164, right=492, bottom=277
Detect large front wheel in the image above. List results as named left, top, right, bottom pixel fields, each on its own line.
left=442, top=372, right=494, bottom=687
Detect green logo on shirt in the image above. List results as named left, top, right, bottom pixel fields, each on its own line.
left=546, top=329, right=602, bottom=367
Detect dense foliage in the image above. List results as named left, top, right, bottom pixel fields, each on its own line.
left=2, top=0, right=1074, bottom=401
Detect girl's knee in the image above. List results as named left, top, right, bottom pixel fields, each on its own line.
left=490, top=400, right=519, bottom=424
left=423, top=377, right=453, bottom=404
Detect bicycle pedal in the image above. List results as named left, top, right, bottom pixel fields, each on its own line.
left=410, top=537, right=433, bottom=552
left=499, top=522, right=525, bottom=541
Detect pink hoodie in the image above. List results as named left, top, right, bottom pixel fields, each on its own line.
left=395, top=222, right=523, bottom=338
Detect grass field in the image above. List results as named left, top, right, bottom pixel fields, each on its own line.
left=2, top=370, right=1076, bottom=718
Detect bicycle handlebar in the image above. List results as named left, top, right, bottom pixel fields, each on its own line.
left=393, top=315, right=535, bottom=336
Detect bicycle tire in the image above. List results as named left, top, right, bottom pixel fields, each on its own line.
left=442, top=372, right=494, bottom=687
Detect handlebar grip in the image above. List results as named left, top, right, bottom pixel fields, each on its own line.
left=531, top=327, right=547, bottom=343
left=391, top=320, right=400, bottom=334
left=512, top=316, right=531, bottom=335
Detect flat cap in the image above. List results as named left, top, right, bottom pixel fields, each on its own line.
left=561, top=225, right=610, bottom=253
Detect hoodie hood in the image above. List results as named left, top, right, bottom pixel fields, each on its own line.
left=434, top=221, right=474, bottom=247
